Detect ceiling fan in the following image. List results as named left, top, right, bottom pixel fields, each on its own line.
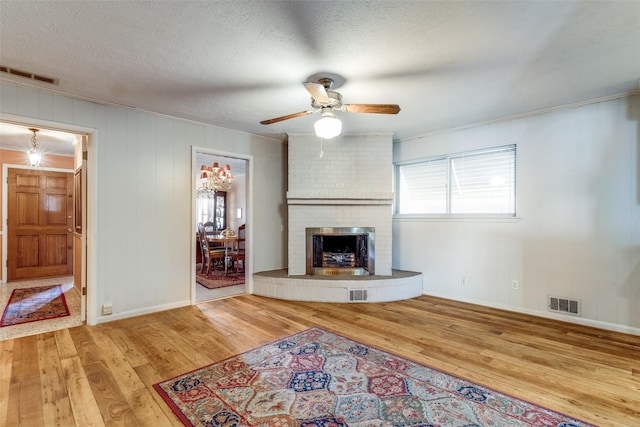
left=260, top=77, right=400, bottom=138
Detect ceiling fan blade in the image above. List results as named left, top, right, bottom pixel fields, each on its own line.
left=303, top=82, right=331, bottom=104
left=342, top=104, right=401, bottom=114
left=260, top=110, right=315, bottom=125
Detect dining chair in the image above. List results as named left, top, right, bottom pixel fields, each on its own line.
left=197, top=231, right=226, bottom=276
left=203, top=221, right=215, bottom=234
left=233, top=224, right=246, bottom=273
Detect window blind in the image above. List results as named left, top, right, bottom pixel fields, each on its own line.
left=396, top=145, right=516, bottom=215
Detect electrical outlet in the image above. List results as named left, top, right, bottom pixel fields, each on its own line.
left=461, top=276, right=467, bottom=286
left=102, top=304, right=113, bottom=315
left=512, top=280, right=519, bottom=290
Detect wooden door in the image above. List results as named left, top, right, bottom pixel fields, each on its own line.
left=74, top=136, right=88, bottom=322
left=7, top=168, right=73, bottom=281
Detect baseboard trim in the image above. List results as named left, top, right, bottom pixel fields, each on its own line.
left=423, top=291, right=640, bottom=337
left=95, top=299, right=191, bottom=324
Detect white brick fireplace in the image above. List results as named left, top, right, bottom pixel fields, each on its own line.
left=253, top=133, right=422, bottom=302
left=287, top=133, right=394, bottom=275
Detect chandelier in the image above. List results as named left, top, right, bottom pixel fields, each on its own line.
left=27, top=128, right=42, bottom=167
left=200, top=162, right=233, bottom=191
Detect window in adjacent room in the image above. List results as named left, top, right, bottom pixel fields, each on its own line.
left=395, top=144, right=516, bottom=216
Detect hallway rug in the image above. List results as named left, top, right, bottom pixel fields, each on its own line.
left=1, top=284, right=70, bottom=327
left=196, top=264, right=244, bottom=289
left=154, top=327, right=595, bottom=427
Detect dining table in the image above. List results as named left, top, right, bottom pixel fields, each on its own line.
left=206, top=234, right=238, bottom=273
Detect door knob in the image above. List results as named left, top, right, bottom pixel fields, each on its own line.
left=68, top=228, right=73, bottom=233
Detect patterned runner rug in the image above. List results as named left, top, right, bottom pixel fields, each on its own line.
left=154, top=327, right=594, bottom=426
left=1, top=284, right=70, bottom=327
left=196, top=264, right=245, bottom=289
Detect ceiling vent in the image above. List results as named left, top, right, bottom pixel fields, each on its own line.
left=0, top=65, right=59, bottom=85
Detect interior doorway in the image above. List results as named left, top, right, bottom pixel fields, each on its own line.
left=193, top=149, right=249, bottom=302
left=0, top=119, right=90, bottom=336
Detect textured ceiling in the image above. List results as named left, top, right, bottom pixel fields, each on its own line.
left=1, top=1, right=639, bottom=146
left=0, top=122, right=77, bottom=156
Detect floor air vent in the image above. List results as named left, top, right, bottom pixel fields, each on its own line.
left=349, top=289, right=368, bottom=302
left=548, top=296, right=581, bottom=316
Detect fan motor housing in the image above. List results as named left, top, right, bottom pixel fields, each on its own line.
left=312, top=90, right=342, bottom=109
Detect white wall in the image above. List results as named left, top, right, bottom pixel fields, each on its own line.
left=227, top=174, right=247, bottom=234
left=0, top=81, right=287, bottom=323
left=393, top=94, right=640, bottom=334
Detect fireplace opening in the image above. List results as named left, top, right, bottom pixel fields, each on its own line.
left=314, top=235, right=364, bottom=269
left=306, top=227, right=375, bottom=276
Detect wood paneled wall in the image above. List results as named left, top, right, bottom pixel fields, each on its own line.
left=393, top=94, right=640, bottom=334
left=1, top=81, right=286, bottom=323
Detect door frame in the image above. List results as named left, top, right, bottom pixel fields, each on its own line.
left=191, top=146, right=253, bottom=304
left=1, top=114, right=98, bottom=325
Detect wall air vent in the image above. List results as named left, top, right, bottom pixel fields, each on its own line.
left=0, top=65, right=59, bottom=85
left=547, top=295, right=581, bottom=316
left=349, top=289, right=368, bottom=302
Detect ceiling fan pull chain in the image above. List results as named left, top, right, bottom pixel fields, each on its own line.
left=319, top=138, right=324, bottom=159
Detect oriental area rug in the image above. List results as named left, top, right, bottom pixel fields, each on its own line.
left=1, top=284, right=70, bottom=327
left=154, top=327, right=594, bottom=427
left=196, top=265, right=245, bottom=289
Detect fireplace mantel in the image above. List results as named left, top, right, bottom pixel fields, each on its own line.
left=287, top=191, right=393, bottom=205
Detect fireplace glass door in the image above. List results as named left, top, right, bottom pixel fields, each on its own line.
left=306, top=227, right=375, bottom=275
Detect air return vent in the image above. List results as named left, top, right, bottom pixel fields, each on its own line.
left=349, top=289, right=368, bottom=302
left=547, top=295, right=581, bottom=316
left=0, top=65, right=59, bottom=85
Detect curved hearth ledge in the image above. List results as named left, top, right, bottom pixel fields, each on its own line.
left=253, top=269, right=423, bottom=303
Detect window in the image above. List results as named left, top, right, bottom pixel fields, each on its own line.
left=395, top=145, right=516, bottom=216
left=196, top=187, right=215, bottom=225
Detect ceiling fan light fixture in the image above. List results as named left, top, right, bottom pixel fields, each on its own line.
left=259, top=76, right=400, bottom=131
left=314, top=109, right=342, bottom=139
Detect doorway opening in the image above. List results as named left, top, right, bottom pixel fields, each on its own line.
left=0, top=119, right=90, bottom=338
left=193, top=149, right=249, bottom=303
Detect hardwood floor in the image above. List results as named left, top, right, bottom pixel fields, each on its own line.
left=0, top=294, right=638, bottom=426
